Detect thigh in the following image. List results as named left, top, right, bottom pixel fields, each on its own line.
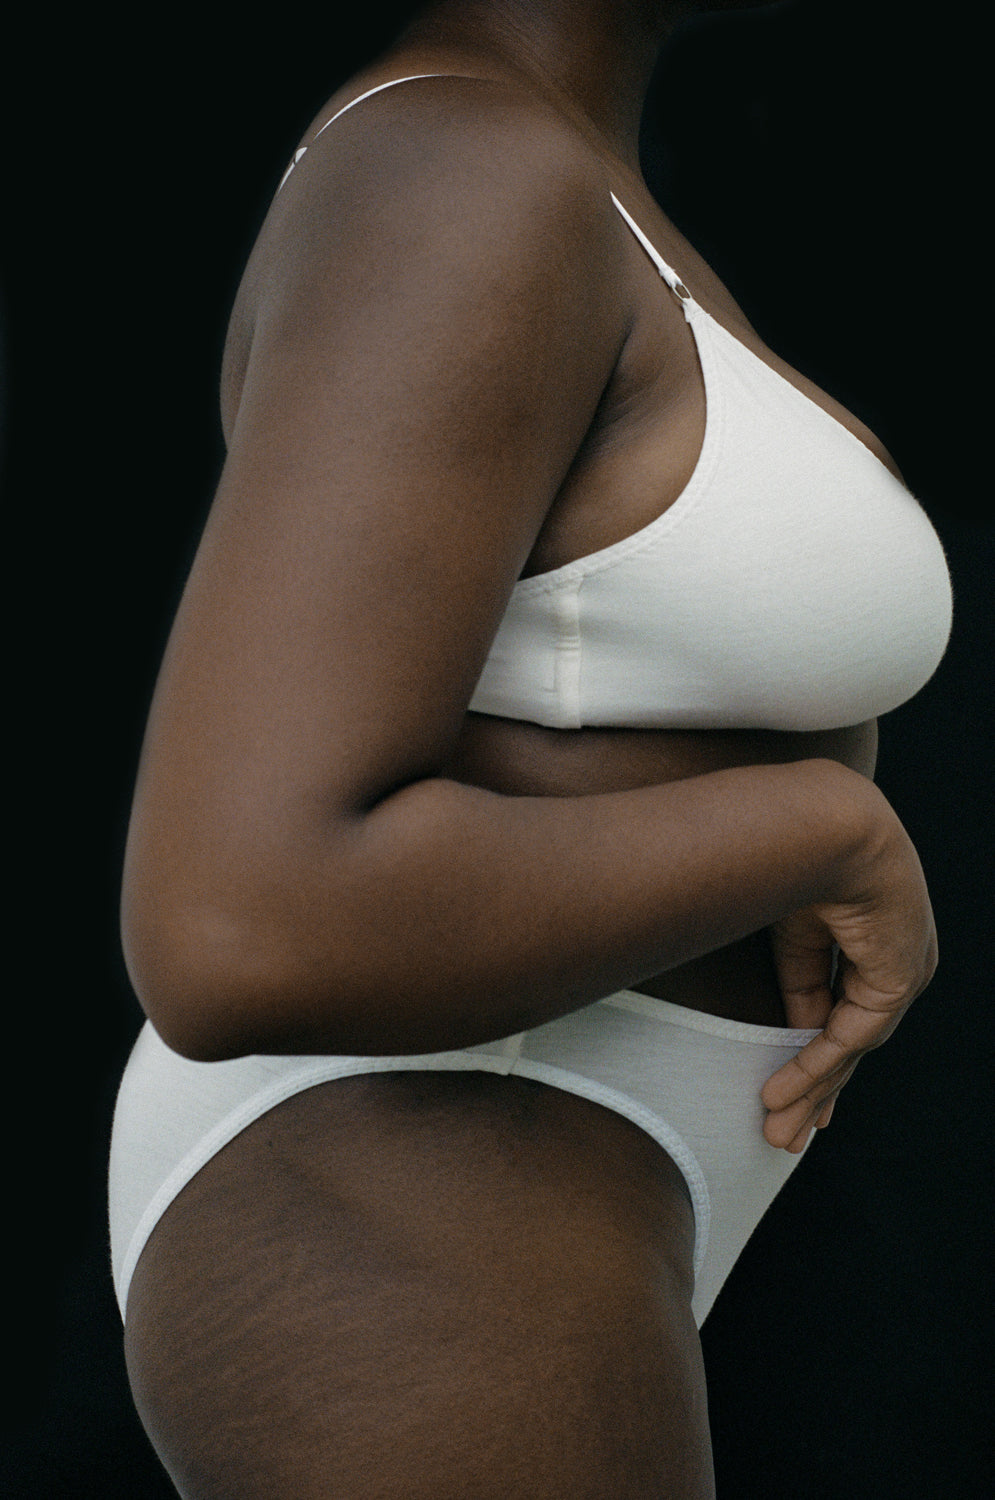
left=124, top=1070, right=714, bottom=1500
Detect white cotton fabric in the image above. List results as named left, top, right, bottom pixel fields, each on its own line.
left=109, top=995, right=820, bottom=1327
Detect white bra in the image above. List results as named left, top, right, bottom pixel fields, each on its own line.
left=281, top=75, right=953, bottom=732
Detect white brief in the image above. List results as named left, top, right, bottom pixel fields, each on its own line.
left=109, top=990, right=818, bottom=1327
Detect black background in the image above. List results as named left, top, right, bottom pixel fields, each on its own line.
left=4, top=2, right=991, bottom=1495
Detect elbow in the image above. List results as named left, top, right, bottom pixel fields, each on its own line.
left=121, top=895, right=263, bottom=1062
left=118, top=778, right=479, bottom=1060
left=119, top=776, right=405, bottom=1060
left=120, top=880, right=342, bottom=1064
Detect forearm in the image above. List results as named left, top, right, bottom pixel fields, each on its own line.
left=124, top=756, right=883, bottom=1060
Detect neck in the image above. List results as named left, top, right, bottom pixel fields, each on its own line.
left=394, top=0, right=695, bottom=168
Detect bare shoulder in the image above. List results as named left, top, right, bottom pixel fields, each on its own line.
left=222, top=75, right=631, bottom=425
left=264, top=72, right=622, bottom=271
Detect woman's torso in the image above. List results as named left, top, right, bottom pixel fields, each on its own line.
left=221, top=63, right=942, bottom=1031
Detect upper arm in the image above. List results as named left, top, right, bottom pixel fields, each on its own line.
left=126, top=81, right=629, bottom=894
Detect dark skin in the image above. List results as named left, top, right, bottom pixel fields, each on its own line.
left=120, top=2, right=938, bottom=1493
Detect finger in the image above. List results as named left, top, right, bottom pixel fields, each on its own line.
left=770, top=921, right=836, bottom=1030
left=761, top=990, right=903, bottom=1112
left=761, top=1055, right=857, bottom=1145
left=762, top=1084, right=840, bottom=1150
left=762, top=1093, right=820, bottom=1150
left=761, top=1027, right=851, bottom=1113
left=781, top=981, right=835, bottom=1034
left=786, top=1117, right=817, bottom=1154
left=764, top=1113, right=810, bottom=1152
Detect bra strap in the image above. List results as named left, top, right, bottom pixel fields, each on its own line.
left=610, top=194, right=695, bottom=311
left=278, top=74, right=447, bottom=191
left=277, top=80, right=694, bottom=318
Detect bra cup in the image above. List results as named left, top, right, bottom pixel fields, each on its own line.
left=272, top=77, right=952, bottom=733
left=470, top=306, right=953, bottom=733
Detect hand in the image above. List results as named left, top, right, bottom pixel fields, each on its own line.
left=762, top=820, right=938, bottom=1153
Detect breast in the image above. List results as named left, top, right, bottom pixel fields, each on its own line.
left=469, top=312, right=953, bottom=733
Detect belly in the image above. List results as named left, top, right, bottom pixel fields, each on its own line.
left=444, top=713, right=879, bottom=1027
